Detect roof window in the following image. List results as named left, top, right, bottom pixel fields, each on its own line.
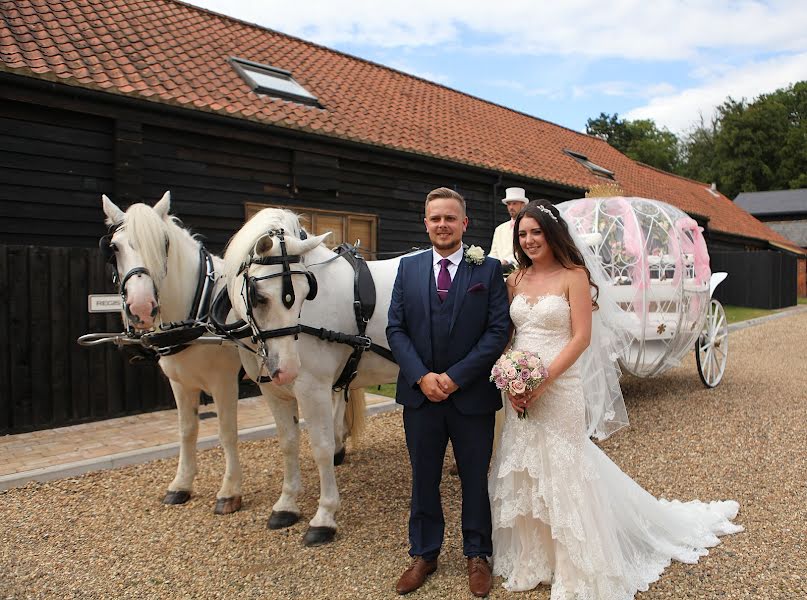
left=564, top=149, right=615, bottom=180
left=230, top=57, right=319, bottom=106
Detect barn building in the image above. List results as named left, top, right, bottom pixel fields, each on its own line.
left=0, top=0, right=801, bottom=432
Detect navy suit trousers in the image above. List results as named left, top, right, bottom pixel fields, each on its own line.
left=403, top=399, right=495, bottom=560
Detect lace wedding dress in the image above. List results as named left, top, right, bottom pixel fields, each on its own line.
left=488, top=294, right=742, bottom=599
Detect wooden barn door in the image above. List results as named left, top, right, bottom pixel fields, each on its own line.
left=245, top=203, right=377, bottom=257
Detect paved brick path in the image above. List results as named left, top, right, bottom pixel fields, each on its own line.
left=0, top=393, right=394, bottom=489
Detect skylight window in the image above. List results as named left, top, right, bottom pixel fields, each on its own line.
left=230, top=57, right=319, bottom=106
left=564, top=149, right=615, bottom=180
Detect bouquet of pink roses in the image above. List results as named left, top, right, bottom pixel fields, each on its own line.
left=490, top=349, right=548, bottom=419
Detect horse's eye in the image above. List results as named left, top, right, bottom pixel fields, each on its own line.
left=255, top=295, right=269, bottom=306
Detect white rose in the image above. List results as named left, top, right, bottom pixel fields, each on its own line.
left=465, top=245, right=485, bottom=264
left=467, top=245, right=484, bottom=260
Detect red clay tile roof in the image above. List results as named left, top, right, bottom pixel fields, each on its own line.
left=1, top=0, right=801, bottom=251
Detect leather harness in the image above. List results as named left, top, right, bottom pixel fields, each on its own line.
left=209, top=234, right=396, bottom=394
left=101, top=226, right=396, bottom=392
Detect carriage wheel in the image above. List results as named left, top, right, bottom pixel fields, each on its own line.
left=696, top=299, right=728, bottom=388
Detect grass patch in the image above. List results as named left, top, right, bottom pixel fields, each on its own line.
left=367, top=383, right=397, bottom=398
left=799, top=296, right=807, bottom=305
left=722, top=304, right=775, bottom=324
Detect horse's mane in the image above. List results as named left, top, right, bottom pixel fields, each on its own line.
left=223, top=208, right=303, bottom=281
left=124, top=203, right=198, bottom=282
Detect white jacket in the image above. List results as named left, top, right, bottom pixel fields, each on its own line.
left=489, top=220, right=516, bottom=266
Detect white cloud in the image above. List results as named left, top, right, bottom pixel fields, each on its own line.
left=185, top=0, right=807, bottom=131
left=571, top=81, right=677, bottom=100
left=386, top=61, right=452, bottom=84
left=188, top=0, right=807, bottom=60
left=625, top=51, right=807, bottom=132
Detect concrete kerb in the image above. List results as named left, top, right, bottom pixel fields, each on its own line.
left=726, top=303, right=807, bottom=333
left=3, top=305, right=804, bottom=492
left=0, top=396, right=399, bottom=491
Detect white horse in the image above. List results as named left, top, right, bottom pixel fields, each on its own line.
left=100, top=194, right=362, bottom=516
left=101, top=192, right=245, bottom=514
left=224, top=208, right=402, bottom=545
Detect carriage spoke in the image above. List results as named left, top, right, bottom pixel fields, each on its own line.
left=710, top=349, right=720, bottom=381
left=710, top=306, right=720, bottom=332
left=714, top=313, right=725, bottom=335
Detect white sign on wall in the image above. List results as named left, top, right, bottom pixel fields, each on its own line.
left=88, top=294, right=123, bottom=313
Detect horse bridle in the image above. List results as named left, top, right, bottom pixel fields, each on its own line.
left=238, top=228, right=318, bottom=345
left=99, top=227, right=169, bottom=332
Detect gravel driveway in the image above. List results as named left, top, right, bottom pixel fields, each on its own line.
left=1, top=312, right=805, bottom=599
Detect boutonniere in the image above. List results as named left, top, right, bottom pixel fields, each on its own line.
left=464, top=245, right=485, bottom=266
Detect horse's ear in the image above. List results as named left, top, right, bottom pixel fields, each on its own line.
left=254, top=234, right=274, bottom=257
left=102, top=194, right=125, bottom=227
left=153, top=191, right=171, bottom=220
left=286, top=232, right=330, bottom=255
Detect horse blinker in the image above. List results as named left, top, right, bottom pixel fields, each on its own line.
left=305, top=272, right=318, bottom=301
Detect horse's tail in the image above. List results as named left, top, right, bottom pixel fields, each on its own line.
left=345, top=388, right=367, bottom=446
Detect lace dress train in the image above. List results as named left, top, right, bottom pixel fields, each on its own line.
left=488, top=295, right=742, bottom=599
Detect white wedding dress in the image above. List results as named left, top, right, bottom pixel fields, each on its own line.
left=488, top=294, right=742, bottom=599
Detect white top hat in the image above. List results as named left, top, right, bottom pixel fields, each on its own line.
left=501, top=187, right=529, bottom=205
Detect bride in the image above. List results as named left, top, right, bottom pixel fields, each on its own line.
left=488, top=200, right=742, bottom=599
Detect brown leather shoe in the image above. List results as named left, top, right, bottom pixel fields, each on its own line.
left=395, top=556, right=437, bottom=595
left=467, top=556, right=492, bottom=597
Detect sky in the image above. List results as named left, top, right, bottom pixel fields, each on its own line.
left=184, top=0, right=807, bottom=135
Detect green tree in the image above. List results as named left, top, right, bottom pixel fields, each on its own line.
left=678, top=81, right=807, bottom=198
left=677, top=114, right=719, bottom=184
left=586, top=112, right=681, bottom=173
left=775, top=81, right=807, bottom=189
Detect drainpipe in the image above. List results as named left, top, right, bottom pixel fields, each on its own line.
left=491, top=174, right=503, bottom=239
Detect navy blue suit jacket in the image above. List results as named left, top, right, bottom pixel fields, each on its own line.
left=387, top=250, right=511, bottom=415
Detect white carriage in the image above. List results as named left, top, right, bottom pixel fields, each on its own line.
left=558, top=196, right=729, bottom=387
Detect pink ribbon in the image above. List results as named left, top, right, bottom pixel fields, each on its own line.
left=675, top=217, right=710, bottom=286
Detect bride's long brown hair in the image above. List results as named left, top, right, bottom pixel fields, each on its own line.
left=512, top=199, right=599, bottom=308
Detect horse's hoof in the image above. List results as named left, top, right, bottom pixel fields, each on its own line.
left=333, top=447, right=346, bottom=466
left=163, top=490, right=191, bottom=505
left=214, top=496, right=242, bottom=515
left=268, top=511, right=300, bottom=530
left=303, top=526, right=336, bottom=547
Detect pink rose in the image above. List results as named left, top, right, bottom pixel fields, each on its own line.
left=520, top=368, right=531, bottom=381
left=509, top=379, right=527, bottom=395
left=505, top=366, right=517, bottom=379
left=530, top=368, right=542, bottom=380
left=495, top=376, right=507, bottom=389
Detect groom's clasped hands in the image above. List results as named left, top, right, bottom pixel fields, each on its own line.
left=418, top=372, right=459, bottom=402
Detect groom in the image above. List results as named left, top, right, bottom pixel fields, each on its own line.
left=387, top=187, right=510, bottom=597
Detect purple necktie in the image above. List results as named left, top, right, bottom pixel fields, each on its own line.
left=437, top=258, right=452, bottom=302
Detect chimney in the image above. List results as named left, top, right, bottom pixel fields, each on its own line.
left=710, top=182, right=717, bottom=192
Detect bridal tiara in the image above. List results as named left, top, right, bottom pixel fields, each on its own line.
left=535, top=204, right=559, bottom=223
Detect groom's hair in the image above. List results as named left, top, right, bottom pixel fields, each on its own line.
left=425, top=187, right=466, bottom=214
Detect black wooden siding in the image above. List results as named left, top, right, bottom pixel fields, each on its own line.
left=0, top=244, right=173, bottom=434
left=0, top=76, right=583, bottom=432
left=1, top=72, right=799, bottom=433
left=711, top=250, right=798, bottom=309
left=0, top=99, right=114, bottom=247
